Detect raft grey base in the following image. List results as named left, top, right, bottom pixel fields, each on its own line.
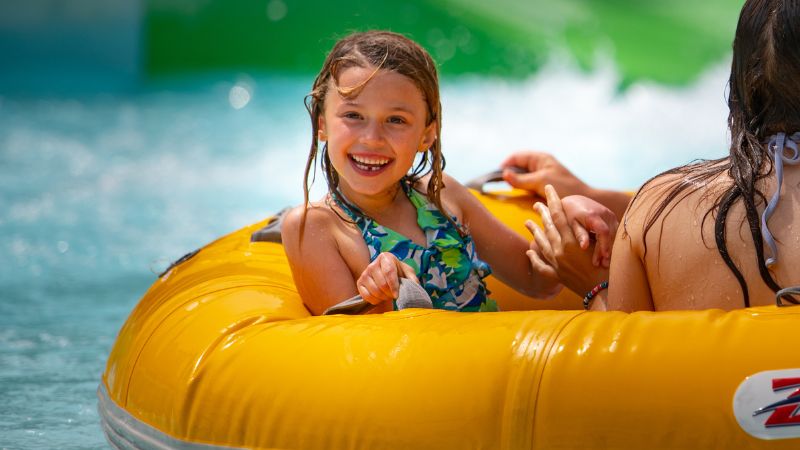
left=97, top=384, right=240, bottom=450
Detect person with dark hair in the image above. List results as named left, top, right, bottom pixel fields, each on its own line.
left=524, top=0, right=800, bottom=311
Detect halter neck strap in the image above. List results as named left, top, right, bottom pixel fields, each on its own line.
left=761, top=132, right=800, bottom=267
left=331, top=181, right=412, bottom=223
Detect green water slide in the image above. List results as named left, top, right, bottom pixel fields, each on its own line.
left=145, top=0, right=743, bottom=85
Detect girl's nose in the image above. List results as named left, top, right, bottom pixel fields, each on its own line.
left=359, top=120, right=385, bottom=147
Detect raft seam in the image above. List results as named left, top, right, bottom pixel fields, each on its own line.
left=527, top=311, right=586, bottom=450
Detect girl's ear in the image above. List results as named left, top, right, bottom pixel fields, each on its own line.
left=318, top=115, right=328, bottom=142
left=419, top=121, right=437, bottom=152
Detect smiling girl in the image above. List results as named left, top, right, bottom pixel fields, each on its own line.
left=281, top=31, right=613, bottom=315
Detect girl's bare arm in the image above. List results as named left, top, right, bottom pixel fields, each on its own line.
left=281, top=206, right=364, bottom=315
left=443, top=174, right=562, bottom=298
left=606, top=194, right=655, bottom=311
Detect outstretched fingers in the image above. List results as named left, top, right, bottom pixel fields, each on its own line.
left=543, top=184, right=577, bottom=247
left=526, top=218, right=556, bottom=266
left=526, top=248, right=558, bottom=279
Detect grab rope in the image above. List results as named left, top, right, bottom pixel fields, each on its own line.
left=761, top=132, right=800, bottom=267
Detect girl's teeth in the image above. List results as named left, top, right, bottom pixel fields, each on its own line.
left=352, top=155, right=389, bottom=165
left=351, top=155, right=389, bottom=171
left=354, top=162, right=382, bottom=171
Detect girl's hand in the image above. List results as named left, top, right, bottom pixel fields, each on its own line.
left=526, top=185, right=609, bottom=296
left=525, top=239, right=564, bottom=299
left=560, top=195, right=619, bottom=268
left=356, top=252, right=420, bottom=305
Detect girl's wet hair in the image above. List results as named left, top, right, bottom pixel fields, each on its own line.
left=302, top=30, right=460, bottom=232
left=629, top=0, right=800, bottom=306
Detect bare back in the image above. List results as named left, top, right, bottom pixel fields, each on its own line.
left=609, top=163, right=800, bottom=311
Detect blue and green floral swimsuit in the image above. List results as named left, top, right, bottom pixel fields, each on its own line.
left=335, top=182, right=498, bottom=312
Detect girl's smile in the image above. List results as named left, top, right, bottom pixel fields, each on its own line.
left=349, top=152, right=393, bottom=175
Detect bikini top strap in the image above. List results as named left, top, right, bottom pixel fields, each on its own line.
left=330, top=190, right=363, bottom=224
left=761, top=132, right=800, bottom=267
left=330, top=181, right=414, bottom=229
left=402, top=181, right=427, bottom=210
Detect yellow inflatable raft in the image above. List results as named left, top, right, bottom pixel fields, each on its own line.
left=98, top=190, right=800, bottom=449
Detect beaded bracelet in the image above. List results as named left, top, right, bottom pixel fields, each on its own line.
left=583, top=281, right=609, bottom=310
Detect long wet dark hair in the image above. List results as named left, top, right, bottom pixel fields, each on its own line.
left=302, top=31, right=460, bottom=233
left=628, top=0, right=800, bottom=307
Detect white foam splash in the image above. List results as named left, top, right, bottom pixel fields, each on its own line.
left=441, top=58, right=731, bottom=190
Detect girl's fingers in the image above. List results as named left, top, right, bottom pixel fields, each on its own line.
left=543, top=185, right=576, bottom=246
left=533, top=203, right=562, bottom=251
left=395, top=260, right=420, bottom=285
left=360, top=276, right=390, bottom=305
left=526, top=250, right=558, bottom=279
left=378, top=254, right=400, bottom=298
left=368, top=264, right=394, bottom=300
left=526, top=219, right=556, bottom=266
left=571, top=221, right=590, bottom=250
left=356, top=283, right=371, bottom=302
left=585, top=215, right=612, bottom=261
left=592, top=241, right=603, bottom=267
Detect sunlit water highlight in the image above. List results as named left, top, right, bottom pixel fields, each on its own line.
left=0, top=60, right=730, bottom=449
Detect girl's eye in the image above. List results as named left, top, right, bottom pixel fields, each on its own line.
left=388, top=116, right=407, bottom=124
left=343, top=112, right=362, bottom=120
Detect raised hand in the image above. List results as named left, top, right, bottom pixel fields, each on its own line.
left=526, top=185, right=609, bottom=296
left=501, top=150, right=632, bottom=219
left=501, top=151, right=591, bottom=199
left=561, top=195, right=619, bottom=268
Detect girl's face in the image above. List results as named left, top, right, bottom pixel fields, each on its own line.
left=319, top=66, right=436, bottom=203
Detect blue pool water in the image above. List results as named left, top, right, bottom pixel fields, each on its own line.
left=0, top=64, right=730, bottom=449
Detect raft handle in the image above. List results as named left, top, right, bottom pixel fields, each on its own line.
left=323, top=278, right=433, bottom=315
left=465, top=166, right=525, bottom=193
left=251, top=208, right=289, bottom=244
left=158, top=249, right=200, bottom=279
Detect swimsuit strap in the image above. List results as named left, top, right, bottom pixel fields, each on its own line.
left=330, top=190, right=366, bottom=225
left=761, top=132, right=800, bottom=267
left=330, top=181, right=417, bottom=238
left=332, top=180, right=416, bottom=223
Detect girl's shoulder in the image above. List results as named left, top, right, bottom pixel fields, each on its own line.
left=623, top=163, right=731, bottom=255
left=281, top=201, right=356, bottom=248
left=627, top=163, right=730, bottom=220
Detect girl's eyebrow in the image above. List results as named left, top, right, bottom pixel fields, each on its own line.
left=387, top=105, right=415, bottom=113
left=338, top=101, right=415, bottom=113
